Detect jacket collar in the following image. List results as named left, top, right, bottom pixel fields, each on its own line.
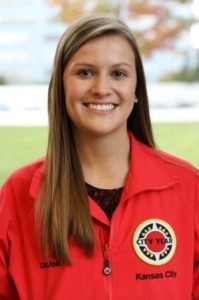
left=122, top=133, right=178, bottom=199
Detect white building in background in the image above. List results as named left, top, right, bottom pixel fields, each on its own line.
left=0, top=0, right=66, bottom=83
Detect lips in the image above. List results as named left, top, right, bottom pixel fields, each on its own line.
left=84, top=103, right=117, bottom=111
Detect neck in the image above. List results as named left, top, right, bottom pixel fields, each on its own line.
left=73, top=129, right=131, bottom=189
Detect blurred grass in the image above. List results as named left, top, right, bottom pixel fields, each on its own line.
left=0, top=127, right=48, bottom=185
left=0, top=123, right=198, bottom=184
left=153, top=122, right=199, bottom=167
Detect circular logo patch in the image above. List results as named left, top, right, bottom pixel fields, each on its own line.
left=133, top=219, right=176, bottom=266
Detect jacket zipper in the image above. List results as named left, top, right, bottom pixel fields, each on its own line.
left=103, top=243, right=112, bottom=300
left=103, top=243, right=112, bottom=276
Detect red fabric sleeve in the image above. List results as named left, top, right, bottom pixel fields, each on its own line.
left=193, top=174, right=199, bottom=299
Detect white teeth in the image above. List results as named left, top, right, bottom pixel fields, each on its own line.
left=87, top=103, right=115, bottom=111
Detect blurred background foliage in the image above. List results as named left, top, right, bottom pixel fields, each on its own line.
left=47, top=0, right=198, bottom=82
left=49, top=0, right=194, bottom=55
left=0, top=0, right=198, bottom=84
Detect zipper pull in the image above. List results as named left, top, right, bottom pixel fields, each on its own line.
left=103, top=258, right=112, bottom=275
left=103, top=244, right=112, bottom=276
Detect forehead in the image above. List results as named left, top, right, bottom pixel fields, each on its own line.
left=68, top=34, right=135, bottom=63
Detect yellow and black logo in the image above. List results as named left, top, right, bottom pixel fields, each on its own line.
left=133, top=219, right=176, bottom=266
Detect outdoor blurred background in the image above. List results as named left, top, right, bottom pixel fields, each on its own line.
left=0, top=0, right=199, bottom=184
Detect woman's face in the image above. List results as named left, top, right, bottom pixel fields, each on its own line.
left=63, top=34, right=137, bottom=138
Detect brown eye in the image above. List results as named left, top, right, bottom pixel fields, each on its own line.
left=112, top=70, right=127, bottom=78
left=78, top=69, right=93, bottom=78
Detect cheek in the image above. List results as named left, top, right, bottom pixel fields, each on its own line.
left=64, top=80, right=84, bottom=104
left=121, top=80, right=136, bottom=99
left=122, top=87, right=136, bottom=117
left=64, top=84, right=83, bottom=122
left=64, top=84, right=76, bottom=109
left=122, top=88, right=135, bottom=108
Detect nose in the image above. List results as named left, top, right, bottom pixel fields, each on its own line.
left=90, top=75, right=112, bottom=97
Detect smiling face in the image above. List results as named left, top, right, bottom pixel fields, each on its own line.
left=63, top=34, right=137, bottom=138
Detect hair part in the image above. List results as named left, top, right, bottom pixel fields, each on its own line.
left=36, top=14, right=155, bottom=264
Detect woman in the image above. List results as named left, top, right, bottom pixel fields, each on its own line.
left=0, top=14, right=198, bottom=300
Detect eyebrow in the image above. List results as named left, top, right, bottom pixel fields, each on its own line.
left=112, top=63, right=135, bottom=69
left=70, top=62, right=135, bottom=69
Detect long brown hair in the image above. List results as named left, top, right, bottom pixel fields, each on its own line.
left=36, top=14, right=155, bottom=264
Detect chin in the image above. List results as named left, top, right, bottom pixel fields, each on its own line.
left=85, top=125, right=126, bottom=138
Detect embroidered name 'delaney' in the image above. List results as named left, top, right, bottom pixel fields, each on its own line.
left=40, top=260, right=64, bottom=269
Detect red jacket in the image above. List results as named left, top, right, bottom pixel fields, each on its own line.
left=0, top=134, right=199, bottom=300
